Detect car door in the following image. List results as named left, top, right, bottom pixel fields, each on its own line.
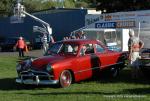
left=94, top=43, right=115, bottom=69
left=75, top=44, right=99, bottom=80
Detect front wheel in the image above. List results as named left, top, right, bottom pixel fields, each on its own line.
left=59, top=70, right=72, bottom=88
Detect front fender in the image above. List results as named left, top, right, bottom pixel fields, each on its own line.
left=52, top=62, right=74, bottom=80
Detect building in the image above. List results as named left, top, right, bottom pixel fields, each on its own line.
left=0, top=8, right=87, bottom=43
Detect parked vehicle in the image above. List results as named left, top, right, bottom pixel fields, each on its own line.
left=140, top=49, right=150, bottom=77
left=0, top=37, right=5, bottom=48
left=32, top=42, right=43, bottom=49
left=0, top=37, right=32, bottom=52
left=16, top=39, right=127, bottom=87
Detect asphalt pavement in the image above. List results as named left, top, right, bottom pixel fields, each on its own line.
left=0, top=49, right=43, bottom=57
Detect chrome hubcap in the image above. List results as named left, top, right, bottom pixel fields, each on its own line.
left=60, top=70, right=72, bottom=87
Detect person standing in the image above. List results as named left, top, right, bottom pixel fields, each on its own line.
left=41, top=34, right=48, bottom=54
left=49, top=35, right=55, bottom=46
left=80, top=31, right=86, bottom=39
left=15, top=36, right=26, bottom=57
left=128, top=29, right=144, bottom=79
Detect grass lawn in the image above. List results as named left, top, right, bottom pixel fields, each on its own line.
left=0, top=56, right=149, bottom=101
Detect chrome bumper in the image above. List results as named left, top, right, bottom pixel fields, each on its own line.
left=16, top=70, right=59, bottom=85
left=16, top=77, right=58, bottom=85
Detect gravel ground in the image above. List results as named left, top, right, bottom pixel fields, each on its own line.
left=0, top=49, right=43, bottom=57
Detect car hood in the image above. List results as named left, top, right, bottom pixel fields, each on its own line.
left=31, top=54, right=72, bottom=70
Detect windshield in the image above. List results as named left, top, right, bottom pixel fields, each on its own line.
left=46, top=42, right=79, bottom=56
left=46, top=43, right=63, bottom=55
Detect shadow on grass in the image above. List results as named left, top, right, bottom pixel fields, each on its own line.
left=31, top=91, right=115, bottom=96
left=0, top=68, right=149, bottom=91
left=122, top=87, right=150, bottom=94
left=30, top=87, right=150, bottom=96
left=0, top=78, right=58, bottom=91
left=80, top=68, right=150, bottom=85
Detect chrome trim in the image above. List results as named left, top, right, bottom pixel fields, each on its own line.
left=74, top=62, right=124, bottom=74
left=16, top=70, right=58, bottom=85
left=20, top=70, right=54, bottom=77
left=16, top=78, right=59, bottom=85
left=74, top=67, right=100, bottom=74
left=100, top=62, right=124, bottom=68
left=57, top=44, right=63, bottom=54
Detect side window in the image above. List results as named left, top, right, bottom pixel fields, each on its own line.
left=95, top=44, right=105, bottom=53
left=65, top=44, right=73, bottom=52
left=60, top=44, right=73, bottom=53
left=80, top=44, right=94, bottom=55
left=60, top=44, right=79, bottom=55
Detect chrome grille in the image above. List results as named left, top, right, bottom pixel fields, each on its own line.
left=20, top=70, right=53, bottom=81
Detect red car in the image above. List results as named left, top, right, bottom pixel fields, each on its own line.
left=16, top=39, right=127, bottom=87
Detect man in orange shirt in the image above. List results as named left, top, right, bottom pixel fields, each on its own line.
left=15, top=36, right=26, bottom=57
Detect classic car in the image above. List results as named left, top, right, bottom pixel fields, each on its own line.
left=140, top=48, right=150, bottom=76
left=16, top=39, right=127, bottom=87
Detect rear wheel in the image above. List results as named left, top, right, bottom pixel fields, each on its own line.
left=110, top=67, right=119, bottom=78
left=59, top=70, right=72, bottom=88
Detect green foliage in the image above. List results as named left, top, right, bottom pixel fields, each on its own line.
left=96, top=0, right=150, bottom=12
left=75, top=1, right=89, bottom=8
left=23, top=0, right=42, bottom=12
left=64, top=0, right=75, bottom=8
left=0, top=0, right=94, bottom=17
left=0, top=0, right=15, bottom=17
left=23, top=0, right=90, bottom=12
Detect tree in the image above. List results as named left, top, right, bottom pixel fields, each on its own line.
left=23, top=0, right=76, bottom=12
left=0, top=0, right=15, bottom=17
left=96, top=0, right=150, bottom=13
left=74, top=0, right=94, bottom=8
left=0, top=0, right=92, bottom=17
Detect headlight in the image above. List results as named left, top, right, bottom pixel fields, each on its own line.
left=16, top=64, right=21, bottom=71
left=24, top=58, right=33, bottom=67
left=46, top=64, right=53, bottom=72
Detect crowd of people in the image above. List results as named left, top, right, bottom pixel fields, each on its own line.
left=63, top=31, right=86, bottom=40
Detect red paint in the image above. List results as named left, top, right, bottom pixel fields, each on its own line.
left=31, top=40, right=126, bottom=82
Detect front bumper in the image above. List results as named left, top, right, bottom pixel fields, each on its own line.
left=16, top=70, right=59, bottom=85
left=16, top=78, right=58, bottom=85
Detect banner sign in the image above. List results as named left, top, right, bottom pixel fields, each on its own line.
left=95, top=21, right=135, bottom=28
left=95, top=22, right=116, bottom=28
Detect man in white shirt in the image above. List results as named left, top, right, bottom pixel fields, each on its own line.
left=128, top=29, right=144, bottom=79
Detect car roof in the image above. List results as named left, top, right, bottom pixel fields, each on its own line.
left=58, top=39, right=100, bottom=45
